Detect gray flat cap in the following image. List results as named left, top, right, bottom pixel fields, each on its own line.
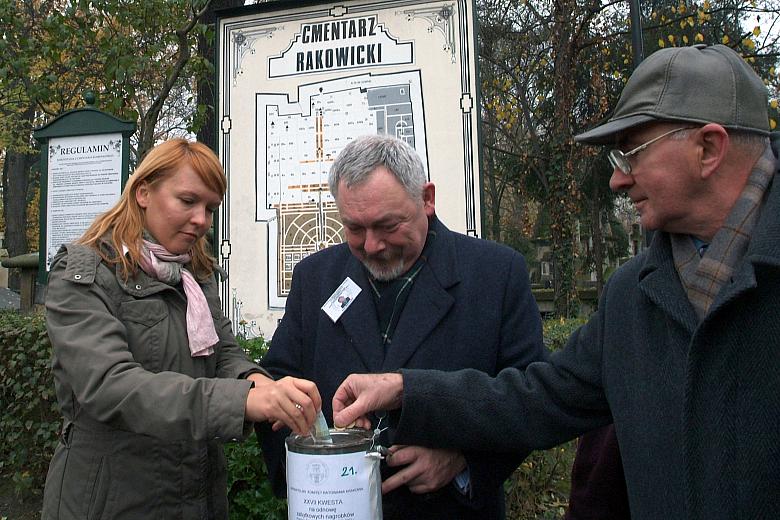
left=575, top=44, right=770, bottom=144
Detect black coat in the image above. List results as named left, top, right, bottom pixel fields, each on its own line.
left=395, top=168, right=780, bottom=519
left=259, top=216, right=547, bottom=519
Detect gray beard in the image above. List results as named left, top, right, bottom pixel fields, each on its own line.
left=362, top=258, right=405, bottom=281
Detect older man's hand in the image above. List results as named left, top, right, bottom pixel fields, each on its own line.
left=332, top=373, right=403, bottom=429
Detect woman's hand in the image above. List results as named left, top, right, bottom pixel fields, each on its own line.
left=245, top=375, right=322, bottom=435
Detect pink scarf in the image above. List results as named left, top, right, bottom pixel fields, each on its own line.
left=139, top=240, right=218, bottom=357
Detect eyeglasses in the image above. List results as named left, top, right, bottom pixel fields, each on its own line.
left=608, top=127, right=695, bottom=175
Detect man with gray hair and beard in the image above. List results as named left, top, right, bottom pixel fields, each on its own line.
left=258, top=134, right=547, bottom=519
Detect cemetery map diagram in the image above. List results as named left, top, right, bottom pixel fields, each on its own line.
left=256, top=70, right=427, bottom=302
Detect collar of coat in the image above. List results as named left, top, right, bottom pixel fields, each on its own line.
left=337, top=214, right=461, bottom=371
left=637, top=165, right=780, bottom=332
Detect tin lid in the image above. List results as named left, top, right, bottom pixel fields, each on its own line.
left=286, top=429, right=374, bottom=455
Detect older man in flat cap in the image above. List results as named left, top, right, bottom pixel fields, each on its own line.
left=331, top=44, right=780, bottom=520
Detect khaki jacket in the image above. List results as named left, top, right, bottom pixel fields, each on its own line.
left=42, top=242, right=263, bottom=520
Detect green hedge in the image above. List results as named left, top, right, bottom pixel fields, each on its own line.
left=225, top=336, right=286, bottom=520
left=504, top=317, right=587, bottom=520
left=0, top=311, right=588, bottom=519
left=0, top=310, right=60, bottom=497
left=0, top=313, right=285, bottom=517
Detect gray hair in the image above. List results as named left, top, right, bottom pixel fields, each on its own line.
left=328, top=134, right=427, bottom=201
left=726, top=129, right=770, bottom=151
left=670, top=126, right=769, bottom=152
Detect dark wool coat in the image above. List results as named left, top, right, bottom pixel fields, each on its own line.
left=395, top=166, right=780, bottom=519
left=43, top=243, right=263, bottom=520
left=260, top=216, right=547, bottom=520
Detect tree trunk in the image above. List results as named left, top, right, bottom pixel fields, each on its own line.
left=591, top=175, right=604, bottom=298
left=481, top=119, right=503, bottom=242
left=549, top=0, right=579, bottom=318
left=2, top=150, right=34, bottom=258
left=486, top=145, right=503, bottom=242
left=2, top=145, right=36, bottom=291
left=196, top=0, right=245, bottom=150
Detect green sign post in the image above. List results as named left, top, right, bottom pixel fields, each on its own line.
left=33, top=92, right=136, bottom=283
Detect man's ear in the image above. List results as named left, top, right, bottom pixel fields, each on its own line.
left=421, top=182, right=436, bottom=216
left=698, top=124, right=729, bottom=179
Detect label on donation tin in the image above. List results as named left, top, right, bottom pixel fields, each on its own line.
left=286, top=449, right=378, bottom=519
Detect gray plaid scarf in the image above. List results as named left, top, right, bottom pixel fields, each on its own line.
left=671, top=143, right=775, bottom=320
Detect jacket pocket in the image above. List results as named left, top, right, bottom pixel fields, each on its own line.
left=85, top=455, right=112, bottom=520
left=42, top=442, right=70, bottom=519
left=119, top=300, right=168, bottom=372
left=42, top=443, right=113, bottom=520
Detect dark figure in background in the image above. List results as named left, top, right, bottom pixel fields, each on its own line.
left=565, top=425, right=629, bottom=520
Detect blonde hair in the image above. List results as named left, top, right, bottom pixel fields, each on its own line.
left=78, top=138, right=226, bottom=280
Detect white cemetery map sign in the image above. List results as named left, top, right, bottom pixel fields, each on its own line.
left=218, top=0, right=481, bottom=336
left=259, top=72, right=427, bottom=301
